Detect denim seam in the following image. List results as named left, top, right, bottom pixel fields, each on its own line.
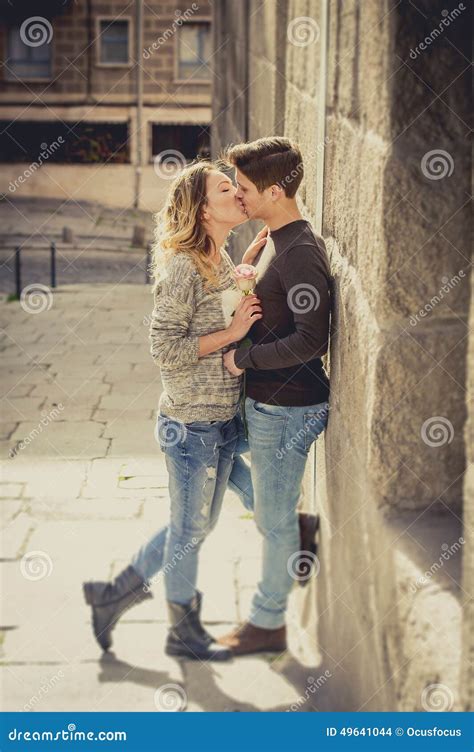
left=179, top=440, right=191, bottom=542
left=303, top=402, right=329, bottom=451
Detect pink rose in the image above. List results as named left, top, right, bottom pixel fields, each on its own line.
left=234, top=263, right=258, bottom=294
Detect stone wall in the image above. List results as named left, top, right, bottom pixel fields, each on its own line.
left=461, top=271, right=473, bottom=711
left=212, top=0, right=472, bottom=710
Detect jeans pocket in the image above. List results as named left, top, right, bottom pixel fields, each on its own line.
left=303, top=402, right=329, bottom=451
left=251, top=400, right=287, bottom=420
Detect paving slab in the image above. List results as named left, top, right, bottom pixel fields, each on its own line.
left=81, top=457, right=166, bottom=499
left=1, top=399, right=46, bottom=422
left=102, top=419, right=155, bottom=441
left=30, top=380, right=110, bottom=399
left=13, top=459, right=87, bottom=500
left=107, top=438, right=157, bottom=458
left=98, top=393, right=156, bottom=412
left=0, top=500, right=23, bottom=527
left=0, top=482, right=25, bottom=499
left=1, top=626, right=184, bottom=712
left=1, top=512, right=36, bottom=559
left=26, top=497, right=146, bottom=521
left=182, top=652, right=306, bottom=712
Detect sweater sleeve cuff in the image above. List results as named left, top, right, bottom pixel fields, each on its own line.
left=234, top=346, right=254, bottom=369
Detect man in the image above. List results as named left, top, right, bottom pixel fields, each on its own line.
left=220, top=137, right=331, bottom=655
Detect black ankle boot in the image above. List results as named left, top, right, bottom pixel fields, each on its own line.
left=193, top=590, right=215, bottom=646
left=83, top=565, right=152, bottom=651
left=165, top=596, right=232, bottom=661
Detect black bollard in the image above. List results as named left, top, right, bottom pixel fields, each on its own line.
left=15, top=246, right=21, bottom=299
left=50, top=241, right=56, bottom=288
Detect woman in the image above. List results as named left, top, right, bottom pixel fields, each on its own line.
left=83, top=160, right=265, bottom=661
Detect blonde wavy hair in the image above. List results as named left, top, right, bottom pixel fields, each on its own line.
left=149, top=160, right=226, bottom=292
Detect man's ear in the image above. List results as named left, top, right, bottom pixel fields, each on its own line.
left=270, top=184, right=284, bottom=201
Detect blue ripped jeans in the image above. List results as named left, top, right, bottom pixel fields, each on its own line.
left=132, top=414, right=239, bottom=605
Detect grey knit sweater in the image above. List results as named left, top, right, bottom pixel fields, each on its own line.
left=149, top=249, right=243, bottom=424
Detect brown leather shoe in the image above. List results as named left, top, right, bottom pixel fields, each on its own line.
left=297, top=512, right=320, bottom=587
left=218, top=622, right=287, bottom=655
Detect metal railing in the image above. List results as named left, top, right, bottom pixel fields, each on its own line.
left=12, top=242, right=152, bottom=297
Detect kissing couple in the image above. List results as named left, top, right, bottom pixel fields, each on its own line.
left=83, top=137, right=331, bottom=662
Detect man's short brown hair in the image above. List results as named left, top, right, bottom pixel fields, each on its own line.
left=223, top=137, right=304, bottom=198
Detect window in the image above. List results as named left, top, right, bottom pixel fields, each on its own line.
left=98, top=19, right=130, bottom=65
left=5, top=27, right=52, bottom=80
left=152, top=124, right=210, bottom=162
left=0, top=121, right=129, bottom=164
left=177, top=22, right=211, bottom=81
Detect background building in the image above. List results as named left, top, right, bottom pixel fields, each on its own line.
left=212, top=0, right=472, bottom=712
left=0, top=0, right=212, bottom=211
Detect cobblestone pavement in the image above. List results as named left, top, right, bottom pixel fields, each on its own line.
left=0, top=283, right=327, bottom=712
left=0, top=198, right=154, bottom=293
left=0, top=197, right=154, bottom=248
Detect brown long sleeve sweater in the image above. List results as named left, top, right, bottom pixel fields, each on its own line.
left=233, top=219, right=331, bottom=406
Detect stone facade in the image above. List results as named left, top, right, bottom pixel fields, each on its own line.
left=461, top=271, right=473, bottom=711
left=212, top=0, right=471, bottom=711
left=0, top=0, right=212, bottom=210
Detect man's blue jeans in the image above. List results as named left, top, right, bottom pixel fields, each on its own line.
left=132, top=414, right=239, bottom=605
left=237, top=397, right=329, bottom=629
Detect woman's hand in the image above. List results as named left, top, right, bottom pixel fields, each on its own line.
left=223, top=349, right=244, bottom=376
left=227, top=294, right=262, bottom=342
left=242, top=226, right=269, bottom=265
